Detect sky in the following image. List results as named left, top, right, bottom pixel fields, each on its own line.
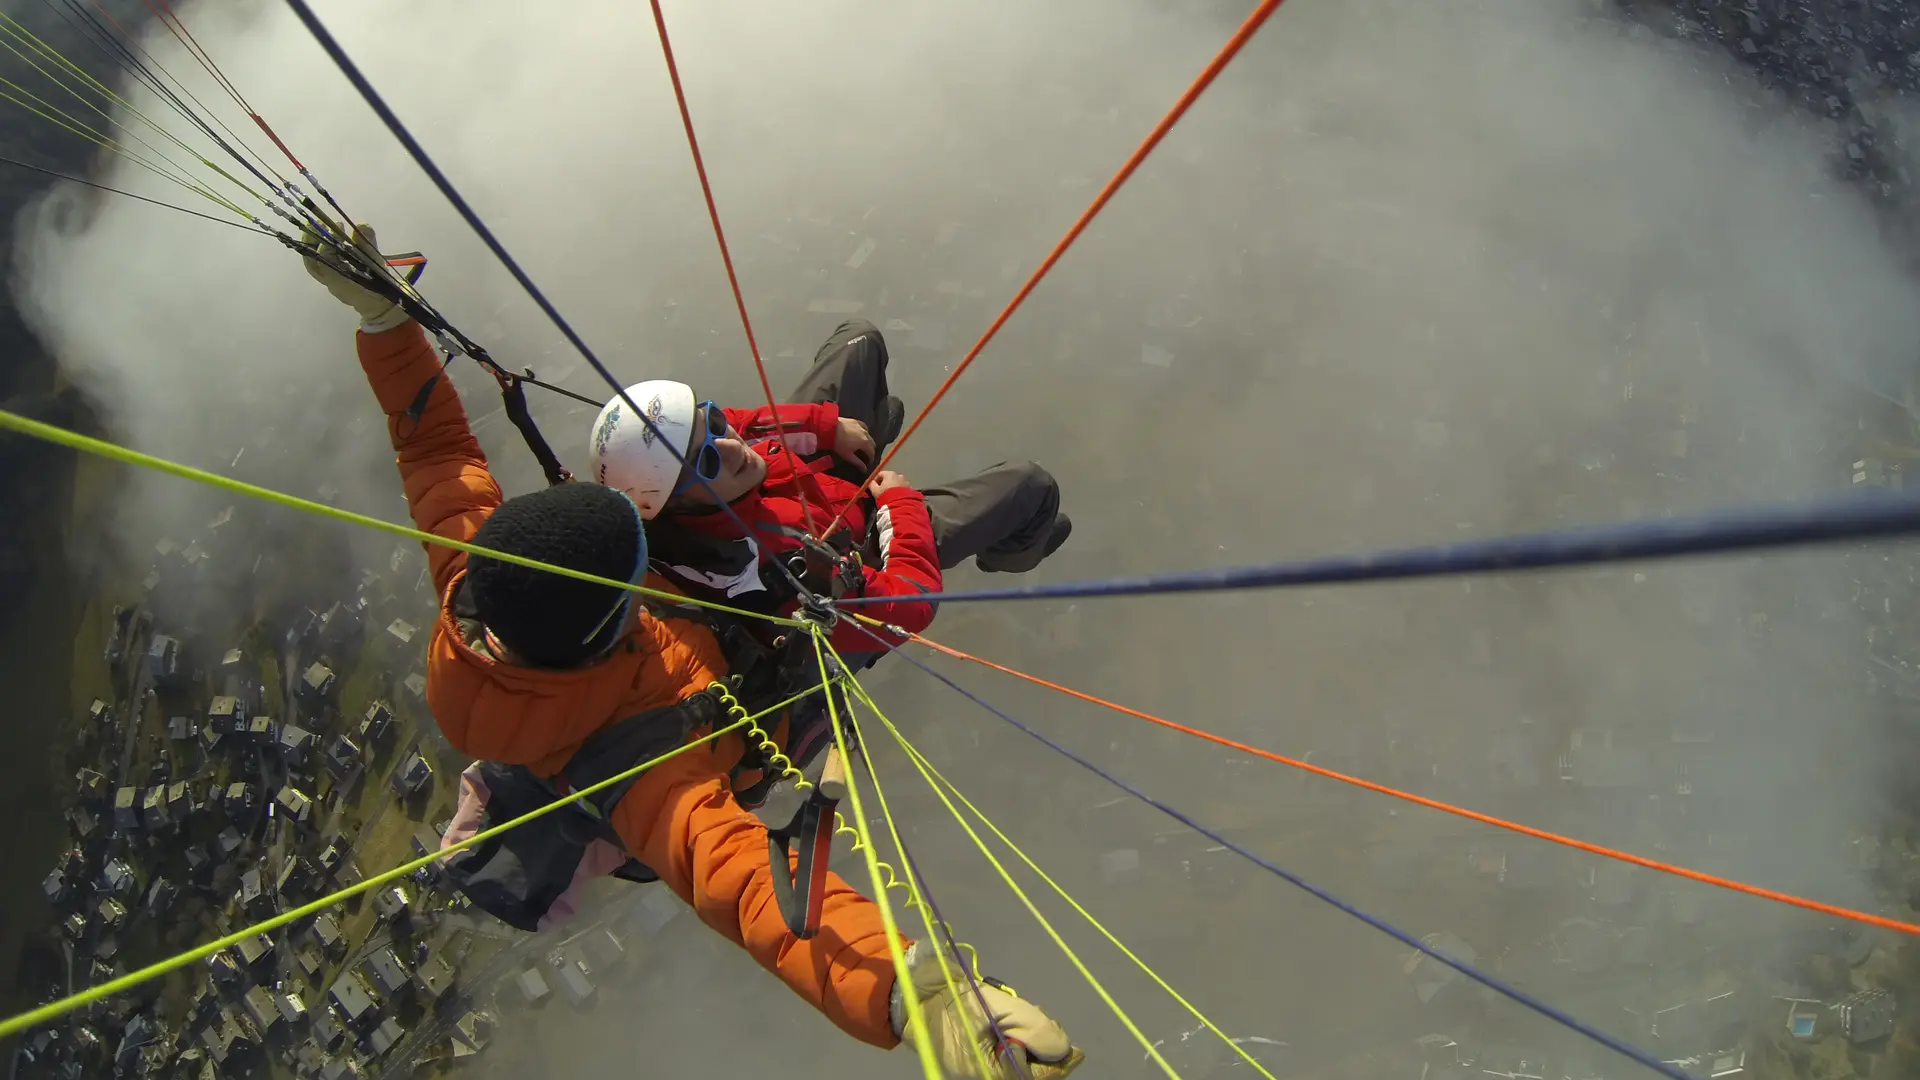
left=10, top=0, right=1920, bottom=1075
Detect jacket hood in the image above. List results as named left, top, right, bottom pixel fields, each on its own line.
left=424, top=571, right=724, bottom=774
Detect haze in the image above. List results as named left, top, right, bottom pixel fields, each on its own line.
left=12, top=0, right=1920, bottom=1075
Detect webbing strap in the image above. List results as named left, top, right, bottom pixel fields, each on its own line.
left=767, top=787, right=837, bottom=938
left=498, top=375, right=573, bottom=486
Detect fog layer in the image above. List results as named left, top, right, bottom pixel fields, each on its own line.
left=13, top=0, right=1920, bottom=1075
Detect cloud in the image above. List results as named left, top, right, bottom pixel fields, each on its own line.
left=10, top=0, right=1920, bottom=1068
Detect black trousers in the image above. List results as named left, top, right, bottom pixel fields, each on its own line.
left=789, top=320, right=1063, bottom=573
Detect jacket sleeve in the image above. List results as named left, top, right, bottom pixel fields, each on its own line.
left=829, top=486, right=941, bottom=652
left=724, top=401, right=840, bottom=458
left=355, top=321, right=502, bottom=597
left=609, top=749, right=905, bottom=1049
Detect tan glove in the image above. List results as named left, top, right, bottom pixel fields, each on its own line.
left=301, top=222, right=409, bottom=332
left=891, top=940, right=1084, bottom=1079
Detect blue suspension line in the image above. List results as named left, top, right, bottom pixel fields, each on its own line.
left=283, top=4, right=1774, bottom=1073
left=839, top=487, right=1920, bottom=607
left=843, top=619, right=1693, bottom=1080
left=281, top=0, right=817, bottom=602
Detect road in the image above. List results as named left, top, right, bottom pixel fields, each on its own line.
left=371, top=892, right=653, bottom=1080
left=113, top=615, right=153, bottom=782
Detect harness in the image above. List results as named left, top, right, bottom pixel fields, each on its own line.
left=441, top=577, right=855, bottom=938
left=439, top=687, right=725, bottom=931
left=640, top=593, right=838, bottom=800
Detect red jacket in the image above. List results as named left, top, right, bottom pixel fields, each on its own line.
left=652, top=401, right=941, bottom=653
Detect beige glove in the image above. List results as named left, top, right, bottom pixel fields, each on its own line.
left=891, top=940, right=1084, bottom=1079
left=301, top=222, right=409, bottom=333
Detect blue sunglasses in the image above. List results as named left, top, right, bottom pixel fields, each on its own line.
left=671, top=401, right=728, bottom=496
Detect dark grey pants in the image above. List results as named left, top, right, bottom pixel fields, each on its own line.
left=790, top=319, right=1063, bottom=573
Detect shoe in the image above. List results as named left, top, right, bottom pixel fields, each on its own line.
left=878, top=395, right=905, bottom=448
left=1041, top=513, right=1072, bottom=559
left=978, top=514, right=1071, bottom=573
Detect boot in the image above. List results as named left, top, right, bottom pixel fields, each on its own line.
left=977, top=514, right=1072, bottom=574
left=878, top=395, right=906, bottom=449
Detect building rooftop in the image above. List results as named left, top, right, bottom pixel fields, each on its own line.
left=313, top=1010, right=345, bottom=1051
left=391, top=751, right=433, bottom=796
left=416, top=955, right=456, bottom=999
left=360, top=701, right=393, bottom=742
left=364, top=947, right=409, bottom=997
left=1839, top=989, right=1896, bottom=1045
left=328, top=973, right=377, bottom=1025
left=410, top=826, right=443, bottom=859
left=325, top=735, right=364, bottom=778
left=279, top=724, right=315, bottom=760
left=554, top=961, right=594, bottom=1006
left=238, top=867, right=266, bottom=912
left=234, top=933, right=273, bottom=975
left=373, top=885, right=410, bottom=921
left=515, top=967, right=550, bottom=1004
left=103, top=859, right=135, bottom=896
left=368, top=1016, right=403, bottom=1057
left=243, top=986, right=279, bottom=1033
left=301, top=662, right=336, bottom=698
left=112, top=787, right=139, bottom=829
left=452, top=1011, right=492, bottom=1054
left=275, top=785, right=313, bottom=823
left=311, top=913, right=344, bottom=949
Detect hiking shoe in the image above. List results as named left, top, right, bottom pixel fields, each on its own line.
left=878, top=395, right=905, bottom=449
left=1041, top=513, right=1072, bottom=559
left=978, top=514, right=1072, bottom=573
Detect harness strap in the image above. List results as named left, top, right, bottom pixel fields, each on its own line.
left=766, top=785, right=839, bottom=939
left=497, top=374, right=574, bottom=486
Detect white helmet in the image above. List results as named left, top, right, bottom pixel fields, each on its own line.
left=588, top=380, right=698, bottom=520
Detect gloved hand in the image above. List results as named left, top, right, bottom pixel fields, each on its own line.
left=300, top=222, right=409, bottom=333
left=891, top=940, right=1084, bottom=1079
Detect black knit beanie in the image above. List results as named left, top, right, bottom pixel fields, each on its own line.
left=466, top=482, right=647, bottom=668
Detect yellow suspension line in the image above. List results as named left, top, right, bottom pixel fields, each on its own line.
left=832, top=688, right=1002, bottom=1080
left=0, top=15, right=280, bottom=214
left=0, top=680, right=831, bottom=1039
left=833, top=655, right=1183, bottom=1080
left=0, top=408, right=802, bottom=628
left=0, top=62, right=223, bottom=202
left=0, top=9, right=287, bottom=191
left=845, top=675, right=1279, bottom=1080
left=809, top=629, right=943, bottom=1080
left=714, top=656, right=988, bottom=981
left=0, top=76, right=248, bottom=220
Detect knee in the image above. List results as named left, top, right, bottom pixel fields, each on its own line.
left=837, top=318, right=881, bottom=342
left=1012, top=461, right=1060, bottom=509
left=1013, top=460, right=1058, bottom=490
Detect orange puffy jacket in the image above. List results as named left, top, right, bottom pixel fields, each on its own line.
left=356, top=320, right=905, bottom=1047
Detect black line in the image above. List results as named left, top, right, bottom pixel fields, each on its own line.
left=283, top=0, right=820, bottom=603
left=0, top=152, right=256, bottom=231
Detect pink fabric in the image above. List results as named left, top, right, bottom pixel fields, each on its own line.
left=440, top=763, right=634, bottom=931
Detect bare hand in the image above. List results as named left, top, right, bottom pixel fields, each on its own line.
left=834, top=417, right=876, bottom=468
left=870, top=470, right=912, bottom=495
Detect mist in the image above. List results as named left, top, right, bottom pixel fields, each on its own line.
left=12, top=0, right=1920, bottom=1075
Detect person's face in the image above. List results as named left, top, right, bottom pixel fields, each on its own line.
left=673, top=423, right=766, bottom=507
